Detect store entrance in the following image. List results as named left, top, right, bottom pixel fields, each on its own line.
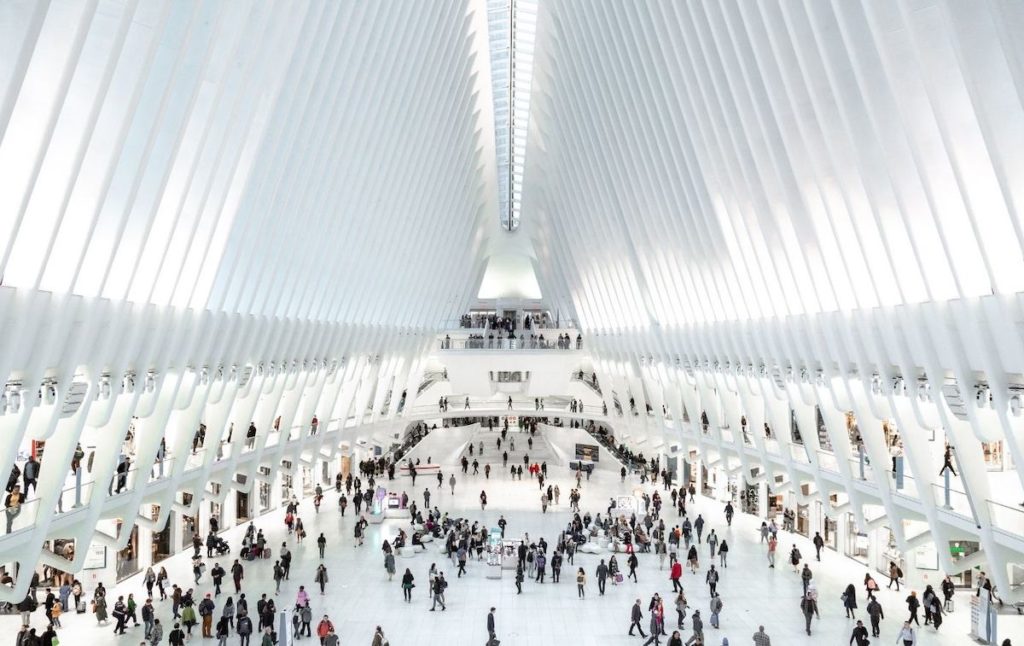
left=152, top=506, right=172, bottom=564
left=116, top=523, right=140, bottom=581
left=236, top=491, right=251, bottom=523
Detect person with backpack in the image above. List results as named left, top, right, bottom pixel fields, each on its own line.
left=708, top=594, right=723, bottom=629
left=431, top=573, right=448, bottom=611
left=237, top=614, right=253, bottom=646
left=168, top=622, right=186, bottom=646
left=198, top=593, right=216, bottom=637
left=789, top=545, right=802, bottom=572
left=888, top=561, right=902, bottom=590
left=866, top=594, right=884, bottom=636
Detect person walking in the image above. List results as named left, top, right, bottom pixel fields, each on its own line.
left=430, top=573, right=447, bottom=611
left=486, top=607, right=497, bottom=646
left=800, top=590, right=817, bottom=636
left=906, top=591, right=920, bottom=626
left=315, top=564, right=328, bottom=594
left=850, top=619, right=870, bottom=646
left=642, top=610, right=661, bottom=646
left=717, top=540, right=729, bottom=568
left=705, top=566, right=719, bottom=595
left=789, top=545, right=802, bottom=572
left=317, top=533, right=326, bottom=559
left=843, top=583, right=858, bottom=618
left=670, top=560, right=683, bottom=592
left=866, top=594, right=884, bottom=636
left=597, top=559, right=609, bottom=595
left=149, top=618, right=164, bottom=646
left=449, top=474, right=456, bottom=495
left=801, top=564, right=813, bottom=594
left=673, top=590, right=687, bottom=630
left=888, top=561, right=902, bottom=590
left=401, top=568, right=415, bottom=602
left=629, top=598, right=647, bottom=637
left=198, top=593, right=215, bottom=638
left=813, top=532, right=825, bottom=561
left=628, top=552, right=639, bottom=582
left=576, top=568, right=586, bottom=599
left=766, top=536, right=777, bottom=568
left=896, top=621, right=917, bottom=645
left=708, top=593, right=723, bottom=629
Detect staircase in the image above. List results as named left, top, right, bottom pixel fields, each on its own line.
left=458, top=427, right=561, bottom=469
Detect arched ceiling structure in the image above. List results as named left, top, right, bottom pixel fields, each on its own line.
left=2, top=0, right=1024, bottom=604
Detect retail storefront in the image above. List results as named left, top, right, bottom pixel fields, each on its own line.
left=844, top=513, right=869, bottom=564
left=116, top=522, right=140, bottom=581
left=875, top=526, right=904, bottom=577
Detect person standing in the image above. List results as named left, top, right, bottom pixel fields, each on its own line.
left=629, top=598, right=646, bottom=637
left=576, top=568, right=586, bottom=599
left=767, top=535, right=777, bottom=568
left=317, top=533, right=326, bottom=559
left=752, top=625, right=771, bottom=646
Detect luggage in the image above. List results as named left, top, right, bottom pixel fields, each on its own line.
left=614, top=573, right=624, bottom=584
left=77, top=600, right=87, bottom=614
left=244, top=551, right=256, bottom=561
left=262, top=548, right=271, bottom=559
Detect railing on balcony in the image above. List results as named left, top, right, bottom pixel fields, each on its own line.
left=440, top=336, right=582, bottom=350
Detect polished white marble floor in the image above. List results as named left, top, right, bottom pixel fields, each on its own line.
left=5, top=456, right=1020, bottom=645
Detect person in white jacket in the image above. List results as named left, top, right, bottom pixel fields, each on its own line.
left=896, top=620, right=916, bottom=645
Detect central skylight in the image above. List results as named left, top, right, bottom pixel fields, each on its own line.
left=487, top=0, right=537, bottom=232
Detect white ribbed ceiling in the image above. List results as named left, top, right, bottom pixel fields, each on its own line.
left=3, top=0, right=1024, bottom=333
left=525, top=0, right=1024, bottom=332
left=0, top=0, right=491, bottom=327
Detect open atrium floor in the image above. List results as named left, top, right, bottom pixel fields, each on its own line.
left=5, top=428, right=1019, bottom=645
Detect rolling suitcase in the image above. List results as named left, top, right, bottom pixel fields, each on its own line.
left=76, top=599, right=87, bottom=613
left=263, top=547, right=271, bottom=559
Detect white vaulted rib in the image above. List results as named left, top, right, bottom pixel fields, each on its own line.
left=523, top=0, right=1024, bottom=599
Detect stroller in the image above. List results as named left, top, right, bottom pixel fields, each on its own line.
left=212, top=536, right=230, bottom=556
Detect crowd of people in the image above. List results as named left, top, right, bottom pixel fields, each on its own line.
left=7, top=419, right=1017, bottom=646
left=441, top=332, right=582, bottom=351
